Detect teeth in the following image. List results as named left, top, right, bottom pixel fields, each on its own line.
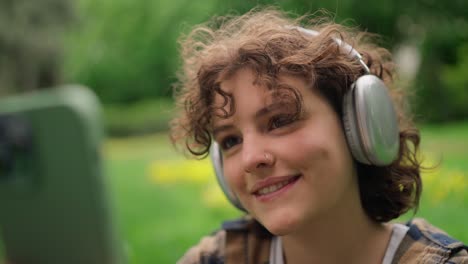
left=257, top=179, right=293, bottom=195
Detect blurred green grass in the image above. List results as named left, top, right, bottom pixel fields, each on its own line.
left=398, top=122, right=468, bottom=241
left=105, top=122, right=468, bottom=263
left=1, top=123, right=467, bottom=263
left=104, top=134, right=241, bottom=263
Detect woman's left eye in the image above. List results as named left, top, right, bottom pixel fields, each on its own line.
left=269, top=114, right=295, bottom=130
left=219, top=136, right=242, bottom=150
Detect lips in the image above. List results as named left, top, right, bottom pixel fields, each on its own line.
left=251, top=174, right=301, bottom=196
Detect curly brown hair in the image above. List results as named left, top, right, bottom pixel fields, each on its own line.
left=170, top=7, right=422, bottom=223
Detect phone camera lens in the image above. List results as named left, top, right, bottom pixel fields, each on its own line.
left=0, top=115, right=32, bottom=180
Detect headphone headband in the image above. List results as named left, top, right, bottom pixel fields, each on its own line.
left=290, top=26, right=371, bottom=73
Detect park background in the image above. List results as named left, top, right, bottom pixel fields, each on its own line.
left=0, top=0, right=467, bottom=263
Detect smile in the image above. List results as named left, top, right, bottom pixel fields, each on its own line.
left=253, top=175, right=301, bottom=198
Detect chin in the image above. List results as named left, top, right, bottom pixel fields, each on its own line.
left=258, top=213, right=301, bottom=236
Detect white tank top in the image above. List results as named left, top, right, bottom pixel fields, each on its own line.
left=269, top=223, right=409, bottom=264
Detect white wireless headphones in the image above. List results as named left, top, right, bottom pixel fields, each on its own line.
left=209, top=27, right=400, bottom=211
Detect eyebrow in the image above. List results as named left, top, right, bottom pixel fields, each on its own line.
left=212, top=124, right=234, bottom=138
left=212, top=102, right=287, bottom=138
left=255, top=102, right=286, bottom=119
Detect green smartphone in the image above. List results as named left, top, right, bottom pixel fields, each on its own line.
left=0, top=85, right=125, bottom=264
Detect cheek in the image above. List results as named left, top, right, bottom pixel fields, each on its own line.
left=288, top=124, right=353, bottom=174
left=222, top=158, right=245, bottom=190
left=222, top=158, right=255, bottom=211
left=283, top=129, right=330, bottom=163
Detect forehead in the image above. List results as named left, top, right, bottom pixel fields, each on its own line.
left=211, top=69, right=270, bottom=123
left=211, top=68, right=307, bottom=124
left=217, top=68, right=273, bottom=101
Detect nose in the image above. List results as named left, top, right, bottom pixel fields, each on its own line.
left=241, top=136, right=275, bottom=174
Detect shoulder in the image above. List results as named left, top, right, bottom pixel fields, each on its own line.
left=394, top=218, right=468, bottom=263
left=177, top=216, right=272, bottom=264
left=177, top=229, right=226, bottom=264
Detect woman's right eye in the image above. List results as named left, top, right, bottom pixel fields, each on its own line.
left=220, top=136, right=242, bottom=150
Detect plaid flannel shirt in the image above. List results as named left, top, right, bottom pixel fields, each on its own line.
left=178, top=217, right=468, bottom=264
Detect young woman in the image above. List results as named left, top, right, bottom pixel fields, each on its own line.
left=171, top=7, right=468, bottom=264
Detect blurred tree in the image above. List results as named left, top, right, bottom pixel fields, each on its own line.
left=214, top=0, right=468, bottom=122
left=64, top=0, right=468, bottom=121
left=441, top=43, right=468, bottom=120
left=408, top=2, right=468, bottom=121
left=0, top=0, right=74, bottom=96
left=64, top=0, right=218, bottom=103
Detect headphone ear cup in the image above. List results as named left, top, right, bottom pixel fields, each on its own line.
left=343, top=75, right=400, bottom=166
left=210, top=142, right=246, bottom=211
left=342, top=83, right=371, bottom=164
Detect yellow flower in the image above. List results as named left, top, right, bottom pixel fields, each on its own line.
left=421, top=156, right=467, bottom=205
left=148, top=159, right=214, bottom=184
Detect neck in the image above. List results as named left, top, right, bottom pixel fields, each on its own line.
left=281, top=197, right=392, bottom=264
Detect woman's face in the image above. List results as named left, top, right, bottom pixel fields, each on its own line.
left=212, top=68, right=360, bottom=235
